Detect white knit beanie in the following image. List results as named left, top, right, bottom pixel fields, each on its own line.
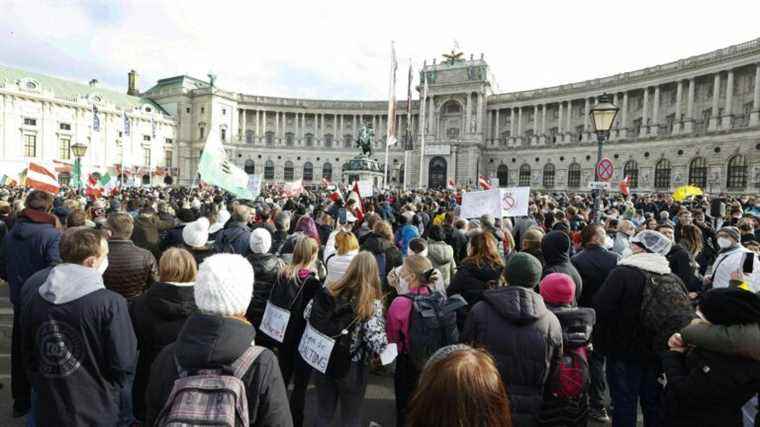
left=249, top=228, right=272, bottom=254
left=194, top=254, right=254, bottom=316
left=182, top=217, right=210, bottom=248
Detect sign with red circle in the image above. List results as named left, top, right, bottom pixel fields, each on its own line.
left=502, top=193, right=516, bottom=210
left=596, top=158, right=614, bottom=181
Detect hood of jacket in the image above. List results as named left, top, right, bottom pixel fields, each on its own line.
left=248, top=253, right=283, bottom=276
left=427, top=240, right=452, bottom=264
left=618, top=252, right=671, bottom=274
left=175, top=313, right=255, bottom=371
left=145, top=282, right=197, bottom=321
left=462, top=260, right=503, bottom=282
left=362, top=232, right=392, bottom=254
left=38, top=263, right=104, bottom=304
left=10, top=216, right=56, bottom=240
left=482, top=286, right=548, bottom=324
left=542, top=230, right=571, bottom=266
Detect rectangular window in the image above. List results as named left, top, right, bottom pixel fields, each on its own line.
left=221, top=128, right=226, bottom=142
left=143, top=135, right=151, bottom=141
left=24, top=134, right=36, bottom=157
left=24, top=118, right=37, bottom=126
left=222, top=108, right=226, bottom=115
left=143, top=148, right=151, bottom=166
left=199, top=127, right=205, bottom=139
left=59, top=123, right=71, bottom=131
left=201, top=107, right=205, bottom=114
left=186, top=107, right=191, bottom=114
left=59, top=137, right=71, bottom=160
left=165, top=150, right=173, bottom=169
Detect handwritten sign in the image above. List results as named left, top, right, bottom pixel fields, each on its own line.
left=460, top=189, right=502, bottom=219
left=259, top=301, right=290, bottom=343
left=247, top=174, right=262, bottom=199
left=358, top=180, right=373, bottom=198
left=499, top=187, right=530, bottom=217
left=298, top=323, right=336, bottom=374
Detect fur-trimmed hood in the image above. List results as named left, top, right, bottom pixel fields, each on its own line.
left=618, top=252, right=671, bottom=274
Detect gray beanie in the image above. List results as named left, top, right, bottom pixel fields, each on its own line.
left=718, top=226, right=741, bottom=243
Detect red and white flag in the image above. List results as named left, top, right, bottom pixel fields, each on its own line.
left=447, top=178, right=456, bottom=190
left=478, top=176, right=492, bottom=190
left=282, top=179, right=304, bottom=197
left=347, top=181, right=365, bottom=222
left=26, top=161, right=60, bottom=194
left=85, top=173, right=103, bottom=199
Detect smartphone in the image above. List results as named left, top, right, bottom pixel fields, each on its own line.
left=743, top=252, right=754, bottom=274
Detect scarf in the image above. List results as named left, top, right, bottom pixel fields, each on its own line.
left=19, top=208, right=60, bottom=229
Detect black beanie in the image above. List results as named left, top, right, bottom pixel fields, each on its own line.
left=699, top=288, right=760, bottom=326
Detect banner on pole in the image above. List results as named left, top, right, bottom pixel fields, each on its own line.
left=461, top=187, right=530, bottom=219
left=499, top=187, right=530, bottom=217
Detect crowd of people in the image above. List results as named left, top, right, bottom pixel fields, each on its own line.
left=1, top=183, right=759, bottom=427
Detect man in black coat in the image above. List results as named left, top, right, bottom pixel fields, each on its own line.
left=657, top=224, right=701, bottom=295
left=21, top=227, right=137, bottom=426
left=541, top=230, right=583, bottom=305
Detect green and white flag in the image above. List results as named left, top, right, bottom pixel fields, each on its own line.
left=198, top=127, right=254, bottom=199
left=99, top=172, right=118, bottom=195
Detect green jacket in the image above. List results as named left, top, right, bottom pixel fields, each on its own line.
left=681, top=322, right=760, bottom=361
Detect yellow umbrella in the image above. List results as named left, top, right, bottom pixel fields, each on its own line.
left=672, top=185, right=703, bottom=202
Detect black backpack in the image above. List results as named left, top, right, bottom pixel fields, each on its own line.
left=305, top=288, right=361, bottom=379
left=640, top=270, right=695, bottom=352
left=401, top=288, right=467, bottom=370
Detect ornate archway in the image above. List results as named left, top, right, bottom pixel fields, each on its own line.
left=428, top=156, right=447, bottom=189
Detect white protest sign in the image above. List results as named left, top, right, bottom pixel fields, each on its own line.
left=259, top=301, right=290, bottom=343
left=460, top=189, right=502, bottom=219
left=499, top=187, right=530, bottom=217
left=379, top=343, right=398, bottom=366
left=247, top=174, right=262, bottom=198
left=358, top=180, right=373, bottom=198
left=298, top=322, right=336, bottom=374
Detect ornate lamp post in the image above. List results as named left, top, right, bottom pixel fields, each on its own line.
left=589, top=93, right=619, bottom=223
left=71, top=142, right=88, bottom=189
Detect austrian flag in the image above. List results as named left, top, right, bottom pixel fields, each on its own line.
left=26, top=161, right=60, bottom=194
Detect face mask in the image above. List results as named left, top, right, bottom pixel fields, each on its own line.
left=97, top=257, right=109, bottom=275
left=717, top=237, right=733, bottom=249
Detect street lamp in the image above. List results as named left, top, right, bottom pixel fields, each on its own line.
left=589, top=93, right=619, bottom=223
left=71, top=142, right=88, bottom=189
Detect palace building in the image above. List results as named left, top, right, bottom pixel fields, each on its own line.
left=2, top=37, right=760, bottom=192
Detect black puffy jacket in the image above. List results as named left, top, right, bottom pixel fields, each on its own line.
left=462, top=286, right=563, bottom=427
left=541, top=231, right=583, bottom=304
left=447, top=260, right=503, bottom=306
left=571, top=245, right=619, bottom=308
left=245, top=253, right=285, bottom=328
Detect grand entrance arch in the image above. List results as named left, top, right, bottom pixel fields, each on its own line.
left=428, top=156, right=447, bottom=189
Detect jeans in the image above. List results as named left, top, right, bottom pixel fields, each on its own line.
left=605, top=356, right=660, bottom=427
left=312, top=362, right=369, bottom=427
left=278, top=345, right=312, bottom=427
left=11, top=303, right=31, bottom=413
left=589, top=350, right=608, bottom=410
left=393, top=354, right=420, bottom=427
left=118, top=369, right=136, bottom=427
left=26, top=387, right=37, bottom=427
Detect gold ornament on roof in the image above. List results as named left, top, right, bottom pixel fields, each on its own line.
left=442, top=48, right=464, bottom=65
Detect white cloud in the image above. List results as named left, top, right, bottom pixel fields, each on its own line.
left=2, top=0, right=760, bottom=100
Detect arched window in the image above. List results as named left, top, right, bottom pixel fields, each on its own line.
left=519, top=164, right=531, bottom=187
left=568, top=163, right=581, bottom=188
left=284, top=161, right=294, bottom=181
left=654, top=159, right=671, bottom=190
left=265, top=131, right=274, bottom=146
left=285, top=132, right=294, bottom=146
left=444, top=100, right=462, bottom=114
left=264, top=160, right=274, bottom=180
left=688, top=157, right=707, bottom=189
left=727, top=155, right=747, bottom=190
left=142, top=174, right=150, bottom=186
left=324, top=134, right=333, bottom=148
left=543, top=163, right=555, bottom=188
left=497, top=164, right=508, bottom=187
left=343, top=134, right=353, bottom=149
left=624, top=160, right=639, bottom=188
left=244, top=159, right=255, bottom=175
left=245, top=130, right=254, bottom=144
left=322, top=162, right=333, bottom=181
left=305, top=133, right=314, bottom=147
left=303, top=162, right=313, bottom=181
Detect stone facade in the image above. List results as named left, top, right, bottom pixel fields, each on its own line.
left=2, top=37, right=760, bottom=193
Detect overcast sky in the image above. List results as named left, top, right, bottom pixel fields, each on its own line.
left=3, top=0, right=760, bottom=100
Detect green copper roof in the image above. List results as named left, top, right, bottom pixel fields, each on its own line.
left=0, top=64, right=167, bottom=114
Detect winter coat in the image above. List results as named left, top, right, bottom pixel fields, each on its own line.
left=181, top=243, right=217, bottom=267
left=21, top=264, right=137, bottom=427
left=245, top=253, right=285, bottom=329
left=129, top=282, right=197, bottom=420
left=447, top=260, right=504, bottom=307
left=386, top=286, right=430, bottom=353
left=462, top=286, right=563, bottom=427
left=661, top=348, right=760, bottom=427
left=708, top=245, right=760, bottom=292
left=132, top=214, right=161, bottom=258
left=523, top=247, right=546, bottom=267
left=667, top=243, right=702, bottom=293
left=0, top=209, right=61, bottom=305
left=592, top=253, right=671, bottom=363
left=214, top=221, right=252, bottom=256
left=325, top=250, right=358, bottom=285
left=270, top=270, right=322, bottom=353
left=361, top=232, right=403, bottom=273
left=159, top=224, right=185, bottom=253
left=541, top=231, right=583, bottom=304
left=396, top=224, right=420, bottom=255
left=444, top=226, right=468, bottom=265
left=681, top=322, right=760, bottom=361
left=270, top=230, right=289, bottom=255
left=145, top=314, right=293, bottom=427
left=427, top=240, right=456, bottom=287
left=571, top=245, right=619, bottom=308
left=102, top=240, right=158, bottom=299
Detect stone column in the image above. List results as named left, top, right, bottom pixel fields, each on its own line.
left=752, top=64, right=760, bottom=126
left=429, top=97, right=435, bottom=136
left=685, top=78, right=695, bottom=133
left=651, top=86, right=660, bottom=136
left=611, top=93, right=619, bottom=140
left=674, top=81, right=683, bottom=134
left=510, top=107, right=516, bottom=145
left=722, top=69, right=734, bottom=128
left=517, top=107, right=523, bottom=144
left=494, top=109, right=500, bottom=144
left=557, top=102, right=564, bottom=141
left=540, top=104, right=547, bottom=144
left=583, top=98, right=590, bottom=141
left=255, top=110, right=260, bottom=139
left=274, top=112, right=280, bottom=142
left=240, top=109, right=246, bottom=142
left=262, top=111, right=267, bottom=137
left=566, top=101, right=572, bottom=142
left=465, top=94, right=472, bottom=135
left=477, top=93, right=484, bottom=134
left=640, top=88, right=649, bottom=137
left=320, top=113, right=325, bottom=140
left=709, top=73, right=721, bottom=131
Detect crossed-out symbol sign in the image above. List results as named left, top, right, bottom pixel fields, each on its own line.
left=502, top=192, right=516, bottom=210
left=596, top=158, right=614, bottom=181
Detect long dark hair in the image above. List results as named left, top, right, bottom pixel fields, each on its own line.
left=463, top=231, right=504, bottom=269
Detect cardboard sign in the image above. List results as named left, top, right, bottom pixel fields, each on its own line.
left=298, top=323, right=336, bottom=374
left=499, top=187, right=530, bottom=217
left=357, top=180, right=373, bottom=198
left=247, top=174, right=262, bottom=199
left=460, top=189, right=502, bottom=219
left=259, top=301, right=290, bottom=343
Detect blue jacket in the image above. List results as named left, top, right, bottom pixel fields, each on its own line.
left=214, top=221, right=251, bottom=256
left=395, top=224, right=419, bottom=255
left=0, top=211, right=61, bottom=305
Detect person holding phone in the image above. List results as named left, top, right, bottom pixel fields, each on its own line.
left=705, top=226, right=760, bottom=293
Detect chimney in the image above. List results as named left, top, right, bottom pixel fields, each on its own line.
left=89, top=79, right=99, bottom=88
left=127, top=70, right=139, bottom=96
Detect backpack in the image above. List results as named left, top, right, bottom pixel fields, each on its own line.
left=400, top=288, right=467, bottom=370
left=306, top=288, right=362, bottom=378
left=218, top=228, right=247, bottom=254
left=156, top=345, right=264, bottom=427
left=639, top=270, right=695, bottom=352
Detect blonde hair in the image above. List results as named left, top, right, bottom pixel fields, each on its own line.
left=159, top=247, right=197, bottom=283
left=374, top=221, right=394, bottom=242
left=329, top=251, right=381, bottom=321
left=522, top=227, right=544, bottom=251
left=335, top=231, right=359, bottom=255
left=401, top=254, right=438, bottom=289
left=283, top=236, right=319, bottom=279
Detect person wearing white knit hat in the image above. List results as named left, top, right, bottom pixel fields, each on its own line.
left=182, top=217, right=216, bottom=268
left=144, top=253, right=293, bottom=425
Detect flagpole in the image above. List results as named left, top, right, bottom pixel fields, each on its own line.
left=418, top=75, right=428, bottom=189
left=383, top=41, right=396, bottom=190
left=404, top=58, right=412, bottom=192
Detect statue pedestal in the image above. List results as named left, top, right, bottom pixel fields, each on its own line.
left=341, top=155, right=385, bottom=188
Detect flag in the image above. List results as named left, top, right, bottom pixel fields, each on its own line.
left=85, top=173, right=102, bottom=199
left=405, top=61, right=413, bottom=150
left=123, top=112, right=131, bottom=136
left=282, top=179, right=304, bottom=197
left=447, top=178, right=455, bottom=190
left=347, top=181, right=365, bottom=222
left=198, top=126, right=253, bottom=199
left=619, top=176, right=630, bottom=197
left=386, top=42, right=398, bottom=146
left=26, top=161, right=60, bottom=194
left=321, top=177, right=330, bottom=187
left=92, top=105, right=100, bottom=132
left=100, top=172, right=118, bottom=196
left=478, top=176, right=492, bottom=190
left=52, top=160, right=73, bottom=174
